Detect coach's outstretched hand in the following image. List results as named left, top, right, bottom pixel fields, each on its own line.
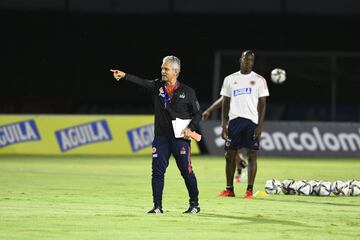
left=110, top=69, right=126, bottom=81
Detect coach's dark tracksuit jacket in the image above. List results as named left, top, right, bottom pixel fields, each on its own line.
left=125, top=74, right=202, bottom=137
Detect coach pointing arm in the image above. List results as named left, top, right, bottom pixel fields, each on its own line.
left=110, top=69, right=156, bottom=91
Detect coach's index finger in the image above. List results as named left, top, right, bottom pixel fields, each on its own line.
left=110, top=69, right=118, bottom=73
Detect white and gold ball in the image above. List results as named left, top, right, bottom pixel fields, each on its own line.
left=271, top=68, right=286, bottom=84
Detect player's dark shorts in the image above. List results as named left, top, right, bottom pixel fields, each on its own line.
left=225, top=117, right=260, bottom=151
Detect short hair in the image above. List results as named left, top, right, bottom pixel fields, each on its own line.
left=240, top=50, right=255, bottom=61
left=162, top=55, right=181, bottom=72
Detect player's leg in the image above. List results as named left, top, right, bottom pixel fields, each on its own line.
left=234, top=149, right=244, bottom=182
left=148, top=136, right=171, bottom=213
left=243, top=120, right=260, bottom=199
left=218, top=149, right=237, bottom=196
left=238, top=148, right=248, bottom=169
left=234, top=151, right=242, bottom=182
left=247, top=149, right=257, bottom=194
left=172, top=139, right=200, bottom=214
left=218, top=117, right=244, bottom=197
left=235, top=148, right=248, bottom=182
left=218, top=150, right=237, bottom=196
left=225, top=149, right=237, bottom=189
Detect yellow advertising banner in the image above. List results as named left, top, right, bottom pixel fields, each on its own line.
left=0, top=115, right=200, bottom=155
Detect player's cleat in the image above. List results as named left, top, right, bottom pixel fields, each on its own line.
left=218, top=189, right=235, bottom=197
left=183, top=205, right=200, bottom=214
left=244, top=190, right=253, bottom=199
left=147, top=206, right=163, bottom=214
left=234, top=175, right=241, bottom=183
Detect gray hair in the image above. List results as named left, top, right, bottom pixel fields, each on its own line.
left=162, top=55, right=181, bottom=72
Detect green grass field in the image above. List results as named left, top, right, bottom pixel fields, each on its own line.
left=1, top=155, right=360, bottom=240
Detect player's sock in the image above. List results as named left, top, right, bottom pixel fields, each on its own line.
left=247, top=185, right=253, bottom=192
left=226, top=185, right=234, bottom=191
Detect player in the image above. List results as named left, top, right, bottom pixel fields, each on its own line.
left=201, top=97, right=248, bottom=182
left=218, top=50, right=269, bottom=198
left=110, top=56, right=201, bottom=214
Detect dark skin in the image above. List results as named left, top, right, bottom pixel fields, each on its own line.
left=201, top=96, right=246, bottom=175
left=221, top=51, right=267, bottom=190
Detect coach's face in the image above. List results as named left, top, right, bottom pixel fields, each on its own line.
left=240, top=53, right=254, bottom=73
left=161, top=61, right=178, bottom=83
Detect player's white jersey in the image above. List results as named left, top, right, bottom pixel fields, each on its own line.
left=220, top=71, right=269, bottom=124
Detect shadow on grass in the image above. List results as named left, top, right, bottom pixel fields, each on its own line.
left=251, top=197, right=360, bottom=207
left=199, top=213, right=314, bottom=228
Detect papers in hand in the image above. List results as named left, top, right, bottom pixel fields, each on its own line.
left=171, top=118, right=202, bottom=142
left=172, top=118, right=191, bottom=138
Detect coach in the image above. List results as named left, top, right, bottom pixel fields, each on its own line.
left=110, top=56, right=201, bottom=214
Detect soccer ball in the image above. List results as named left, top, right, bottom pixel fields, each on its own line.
left=346, top=179, right=355, bottom=194
left=282, top=179, right=297, bottom=195
left=295, top=180, right=312, bottom=195
left=348, top=180, right=360, bottom=196
left=318, top=181, right=332, bottom=196
left=270, top=68, right=286, bottom=84
left=309, top=180, right=321, bottom=196
left=332, top=180, right=350, bottom=196
left=265, top=179, right=282, bottom=194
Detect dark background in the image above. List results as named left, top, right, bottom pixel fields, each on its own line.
left=1, top=0, right=360, bottom=121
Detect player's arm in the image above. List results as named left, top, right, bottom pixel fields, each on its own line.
left=202, top=96, right=223, bottom=120
left=110, top=69, right=156, bottom=91
left=253, top=97, right=267, bottom=139
left=221, top=96, right=230, bottom=140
